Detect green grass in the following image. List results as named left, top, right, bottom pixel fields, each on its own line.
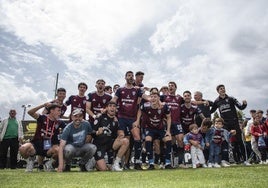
left=0, top=165, right=267, bottom=188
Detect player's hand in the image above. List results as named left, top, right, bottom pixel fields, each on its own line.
left=132, top=121, right=140, bottom=129
left=230, top=130, right=236, bottom=135
left=97, top=127, right=104, bottom=135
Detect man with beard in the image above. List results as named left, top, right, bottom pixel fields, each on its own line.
left=111, top=71, right=149, bottom=170
left=57, top=108, right=96, bottom=172
left=86, top=79, right=112, bottom=125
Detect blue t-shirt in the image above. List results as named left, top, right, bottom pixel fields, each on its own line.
left=61, top=120, right=92, bottom=147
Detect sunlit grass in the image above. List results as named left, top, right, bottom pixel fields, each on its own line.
left=1, top=165, right=267, bottom=188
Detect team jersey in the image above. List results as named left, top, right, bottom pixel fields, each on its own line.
left=115, top=87, right=143, bottom=119
left=32, top=115, right=66, bottom=145
left=140, top=103, right=170, bottom=130
left=184, top=132, right=204, bottom=148
left=161, top=94, right=184, bottom=124
left=87, top=92, right=112, bottom=122
left=195, top=99, right=213, bottom=126
left=181, top=104, right=202, bottom=133
left=210, top=95, right=247, bottom=123
left=93, top=114, right=118, bottom=145
left=65, top=95, right=87, bottom=119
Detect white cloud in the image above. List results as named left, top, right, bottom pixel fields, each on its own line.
left=149, top=3, right=195, bottom=53
left=0, top=0, right=267, bottom=119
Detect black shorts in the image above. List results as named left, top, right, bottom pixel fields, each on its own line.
left=31, top=140, right=49, bottom=157
left=94, top=142, right=114, bottom=161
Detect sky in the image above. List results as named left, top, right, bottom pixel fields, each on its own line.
left=0, top=0, right=267, bottom=120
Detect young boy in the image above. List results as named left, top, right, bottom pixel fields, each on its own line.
left=184, top=124, right=207, bottom=168
left=199, top=118, right=212, bottom=162
left=206, top=118, right=236, bottom=168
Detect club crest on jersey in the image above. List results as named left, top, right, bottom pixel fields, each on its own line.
left=225, top=99, right=229, bottom=102
left=103, top=99, right=106, bottom=104
left=132, top=91, right=136, bottom=96
left=158, top=109, right=161, bottom=114
left=94, top=119, right=98, bottom=125
left=83, top=100, right=87, bottom=104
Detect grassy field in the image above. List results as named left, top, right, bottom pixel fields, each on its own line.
left=0, top=165, right=267, bottom=188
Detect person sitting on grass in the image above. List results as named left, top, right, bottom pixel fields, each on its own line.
left=92, top=101, right=129, bottom=171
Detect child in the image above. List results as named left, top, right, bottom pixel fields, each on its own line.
left=184, top=124, right=207, bottom=168
left=250, top=116, right=267, bottom=164
left=199, top=118, right=213, bottom=162
left=206, top=118, right=236, bottom=168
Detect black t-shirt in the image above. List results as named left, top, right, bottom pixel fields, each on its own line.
left=92, top=114, right=118, bottom=145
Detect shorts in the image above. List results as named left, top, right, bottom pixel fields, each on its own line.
left=31, top=140, right=50, bottom=157
left=171, top=123, right=184, bottom=136
left=145, top=128, right=166, bottom=140
left=118, top=118, right=135, bottom=136
left=94, top=142, right=114, bottom=161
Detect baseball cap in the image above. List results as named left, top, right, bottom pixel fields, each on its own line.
left=72, top=108, right=83, bottom=116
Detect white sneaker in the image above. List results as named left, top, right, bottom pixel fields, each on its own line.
left=221, top=160, right=230, bottom=167
left=112, top=163, right=123, bottom=171
left=25, top=156, right=35, bottom=172
left=202, top=163, right=208, bottom=168
left=244, top=161, right=251, bottom=166
left=192, top=164, right=197, bottom=169
left=208, top=163, right=212, bottom=168
left=213, top=163, right=221, bottom=168
left=44, top=160, right=55, bottom=172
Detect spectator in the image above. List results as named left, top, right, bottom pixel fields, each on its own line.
left=0, top=109, right=23, bottom=169
left=57, top=108, right=96, bottom=172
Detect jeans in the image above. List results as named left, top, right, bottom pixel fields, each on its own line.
left=64, top=143, right=96, bottom=165
left=209, top=142, right=221, bottom=163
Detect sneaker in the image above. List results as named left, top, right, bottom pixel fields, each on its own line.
left=221, top=160, right=230, bottom=167
left=134, top=163, right=143, bottom=170
left=159, top=163, right=165, bottom=169
left=25, top=156, right=35, bottom=172
left=207, top=163, right=212, bottom=168
left=64, top=164, right=71, bottom=172
left=259, top=161, right=265, bottom=165
left=165, top=164, right=174, bottom=169
left=38, top=164, right=44, bottom=172
left=179, top=163, right=189, bottom=169
left=213, top=163, right=221, bottom=168
left=112, top=163, right=123, bottom=171
left=44, top=160, right=56, bottom=172
left=192, top=164, right=197, bottom=169
left=202, top=163, right=208, bottom=168
left=244, top=161, right=251, bottom=166
left=147, top=164, right=155, bottom=170
left=79, top=164, right=87, bottom=172
left=141, top=163, right=148, bottom=170
left=85, top=158, right=96, bottom=171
